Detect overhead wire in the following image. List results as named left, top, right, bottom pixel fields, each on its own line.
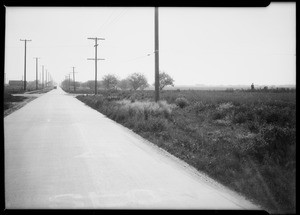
left=101, top=8, right=128, bottom=35
left=93, top=9, right=118, bottom=35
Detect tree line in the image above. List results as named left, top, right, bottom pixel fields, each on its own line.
left=61, top=71, right=174, bottom=91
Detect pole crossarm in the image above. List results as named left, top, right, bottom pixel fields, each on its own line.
left=87, top=58, right=105, bottom=60
left=87, top=37, right=105, bottom=40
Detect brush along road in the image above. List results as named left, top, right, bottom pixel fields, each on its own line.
left=5, top=87, right=259, bottom=209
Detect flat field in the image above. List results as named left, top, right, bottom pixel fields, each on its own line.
left=77, top=89, right=296, bottom=214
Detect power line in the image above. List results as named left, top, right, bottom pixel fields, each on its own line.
left=96, top=8, right=128, bottom=36
left=94, top=9, right=118, bottom=34
left=103, top=9, right=128, bottom=33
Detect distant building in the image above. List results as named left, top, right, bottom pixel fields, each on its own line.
left=9, top=80, right=25, bottom=88
left=251, top=83, right=255, bottom=90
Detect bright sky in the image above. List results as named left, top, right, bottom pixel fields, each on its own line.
left=5, top=3, right=296, bottom=86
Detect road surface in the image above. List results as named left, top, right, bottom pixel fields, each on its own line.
left=4, top=87, right=259, bottom=209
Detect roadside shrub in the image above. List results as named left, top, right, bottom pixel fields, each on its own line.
left=212, top=111, right=226, bottom=120
left=134, top=117, right=168, bottom=132
left=149, top=117, right=168, bottom=132
left=193, top=101, right=206, bottom=114
left=260, top=125, right=295, bottom=164
left=246, top=121, right=260, bottom=133
left=175, top=97, right=189, bottom=108
left=212, top=102, right=234, bottom=121
left=248, top=125, right=296, bottom=165
left=217, top=102, right=234, bottom=111
left=233, top=112, right=248, bottom=123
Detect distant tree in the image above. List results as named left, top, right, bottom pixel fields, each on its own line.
left=117, top=78, right=130, bottom=90
left=251, top=83, right=255, bottom=90
left=102, top=74, right=119, bottom=90
left=61, top=79, right=69, bottom=90
left=154, top=71, right=174, bottom=91
left=27, top=81, right=36, bottom=90
left=87, top=80, right=96, bottom=90
left=127, top=73, right=149, bottom=90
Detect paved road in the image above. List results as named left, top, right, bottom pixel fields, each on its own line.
left=5, top=87, right=259, bottom=209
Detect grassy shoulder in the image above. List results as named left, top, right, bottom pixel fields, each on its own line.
left=3, top=88, right=53, bottom=117
left=4, top=93, right=37, bottom=117
left=76, top=89, right=295, bottom=214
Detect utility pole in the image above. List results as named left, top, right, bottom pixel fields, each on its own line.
left=48, top=72, right=50, bottom=87
left=42, top=65, right=44, bottom=89
left=68, top=73, right=71, bottom=91
left=154, top=7, right=160, bottom=102
left=20, top=39, right=32, bottom=91
left=46, top=70, right=48, bottom=88
left=87, top=37, right=105, bottom=95
left=34, top=57, right=39, bottom=90
left=72, top=67, right=76, bottom=92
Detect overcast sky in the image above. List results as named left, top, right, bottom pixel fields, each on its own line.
left=5, top=3, right=295, bottom=86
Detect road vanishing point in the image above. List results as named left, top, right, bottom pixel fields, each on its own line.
left=4, top=87, right=260, bottom=209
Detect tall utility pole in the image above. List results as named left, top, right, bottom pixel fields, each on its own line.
left=68, top=73, right=71, bottom=91
left=48, top=72, right=50, bottom=86
left=20, top=39, right=32, bottom=91
left=46, top=70, right=48, bottom=87
left=42, top=65, right=44, bottom=89
left=34, top=57, right=40, bottom=90
left=72, top=67, right=76, bottom=92
left=154, top=7, right=160, bottom=102
left=87, top=37, right=105, bottom=95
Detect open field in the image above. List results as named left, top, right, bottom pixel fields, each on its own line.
left=76, top=89, right=296, bottom=214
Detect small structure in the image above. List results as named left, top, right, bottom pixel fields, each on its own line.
left=251, top=83, right=255, bottom=90
left=9, top=80, right=25, bottom=88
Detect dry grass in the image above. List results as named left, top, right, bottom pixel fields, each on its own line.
left=116, top=99, right=176, bottom=116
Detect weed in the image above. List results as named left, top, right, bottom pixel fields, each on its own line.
left=175, top=97, right=189, bottom=108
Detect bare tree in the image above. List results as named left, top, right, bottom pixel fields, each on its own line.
left=128, top=73, right=149, bottom=90
left=102, top=74, right=119, bottom=90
